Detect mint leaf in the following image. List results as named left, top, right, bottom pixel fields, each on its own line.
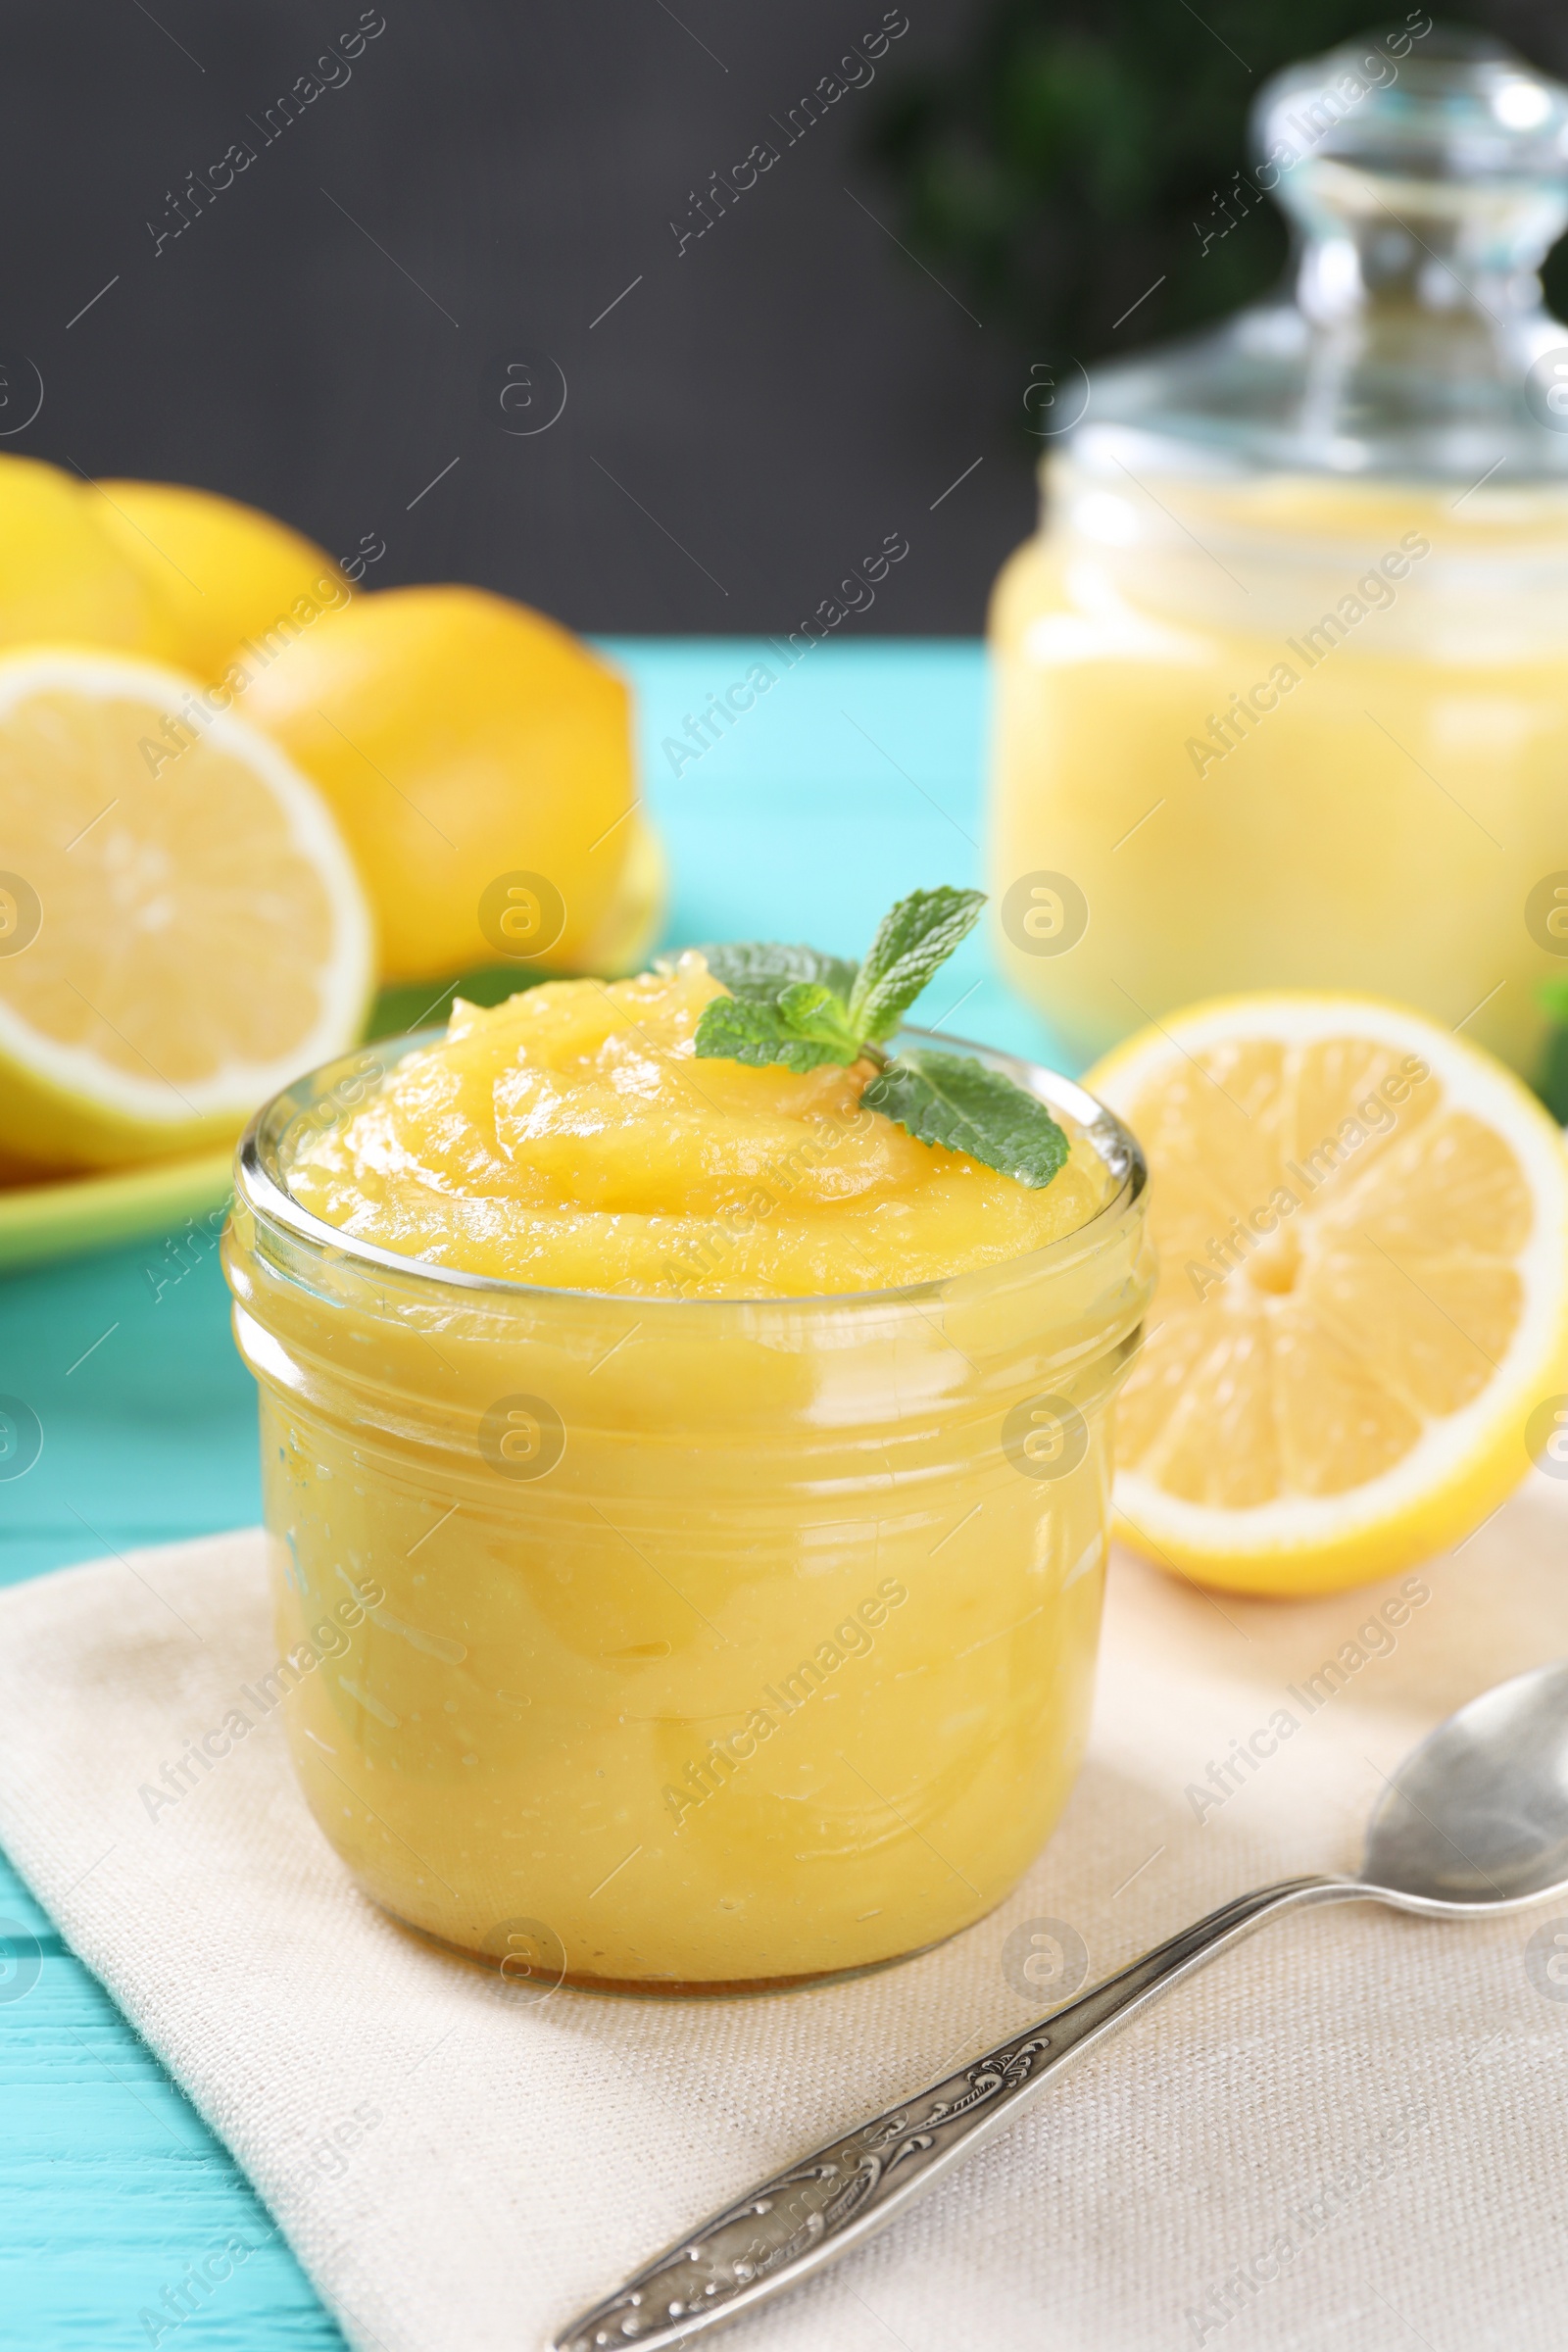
left=847, top=888, right=985, bottom=1042
left=775, top=982, right=861, bottom=1062
left=863, top=1049, right=1070, bottom=1189
left=697, top=939, right=859, bottom=1007
left=693, top=992, right=856, bottom=1073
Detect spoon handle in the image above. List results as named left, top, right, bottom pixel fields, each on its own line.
left=553, top=1874, right=1352, bottom=2352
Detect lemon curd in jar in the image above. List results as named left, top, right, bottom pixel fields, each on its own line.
left=223, top=960, right=1152, bottom=1991
left=991, top=466, right=1568, bottom=1078
left=990, top=33, right=1568, bottom=1084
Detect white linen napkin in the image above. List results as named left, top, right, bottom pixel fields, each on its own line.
left=2, top=1491, right=1567, bottom=2352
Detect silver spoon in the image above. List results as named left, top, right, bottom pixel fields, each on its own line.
left=554, top=1658, right=1568, bottom=2352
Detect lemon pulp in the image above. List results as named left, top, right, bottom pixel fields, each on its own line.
left=1088, top=993, right=1568, bottom=1594
left=0, top=650, right=371, bottom=1170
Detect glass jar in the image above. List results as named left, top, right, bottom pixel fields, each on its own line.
left=990, top=30, right=1568, bottom=1083
left=222, top=1030, right=1152, bottom=1995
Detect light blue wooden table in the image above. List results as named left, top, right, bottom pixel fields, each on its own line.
left=0, top=640, right=1064, bottom=2351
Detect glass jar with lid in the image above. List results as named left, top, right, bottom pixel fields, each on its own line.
left=989, top=27, right=1568, bottom=1081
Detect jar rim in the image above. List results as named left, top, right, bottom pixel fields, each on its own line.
left=232, top=1020, right=1148, bottom=1314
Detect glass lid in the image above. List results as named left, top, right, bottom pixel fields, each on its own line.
left=1071, top=25, right=1568, bottom=484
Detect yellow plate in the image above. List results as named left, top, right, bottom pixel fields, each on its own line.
left=0, top=1145, right=234, bottom=1276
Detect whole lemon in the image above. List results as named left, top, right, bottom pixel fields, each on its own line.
left=229, top=584, right=656, bottom=984
left=0, top=453, right=155, bottom=650
left=92, top=478, right=350, bottom=680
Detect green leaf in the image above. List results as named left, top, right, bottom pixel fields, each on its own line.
left=693, top=992, right=857, bottom=1073
left=696, top=939, right=859, bottom=1007
left=863, top=1049, right=1069, bottom=1189
left=847, top=887, right=985, bottom=1042
left=775, top=982, right=862, bottom=1062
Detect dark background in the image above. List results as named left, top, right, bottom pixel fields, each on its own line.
left=5, top=0, right=1567, bottom=635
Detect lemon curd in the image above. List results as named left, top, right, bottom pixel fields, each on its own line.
left=224, top=963, right=1152, bottom=1992
left=991, top=466, right=1568, bottom=1079
left=285, top=956, right=1113, bottom=1293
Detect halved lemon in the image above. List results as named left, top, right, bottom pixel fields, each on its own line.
left=1086, top=995, right=1568, bottom=1595
left=0, top=650, right=372, bottom=1171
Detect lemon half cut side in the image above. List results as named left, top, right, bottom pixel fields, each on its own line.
left=1086, top=993, right=1568, bottom=1596
left=0, top=649, right=373, bottom=1171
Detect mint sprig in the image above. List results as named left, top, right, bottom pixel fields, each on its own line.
left=693, top=887, right=1070, bottom=1190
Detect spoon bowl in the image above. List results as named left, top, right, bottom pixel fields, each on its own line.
left=1361, top=1659, right=1568, bottom=1912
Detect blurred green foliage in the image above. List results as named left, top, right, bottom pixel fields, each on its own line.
left=870, top=1, right=1567, bottom=367
left=1538, top=981, right=1568, bottom=1120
